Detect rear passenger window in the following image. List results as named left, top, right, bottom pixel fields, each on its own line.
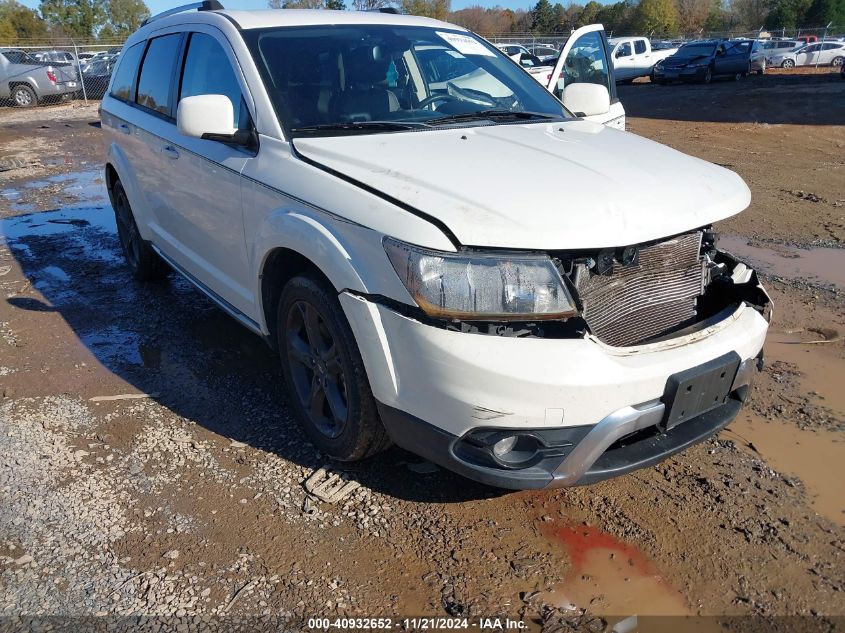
left=136, top=34, right=181, bottom=116
left=109, top=42, right=144, bottom=101
left=179, top=33, right=243, bottom=128
left=634, top=40, right=646, bottom=54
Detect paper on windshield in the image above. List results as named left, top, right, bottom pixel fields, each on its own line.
left=436, top=32, right=495, bottom=57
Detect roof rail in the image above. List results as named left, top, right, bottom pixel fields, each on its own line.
left=364, top=7, right=400, bottom=13
left=141, top=0, right=224, bottom=26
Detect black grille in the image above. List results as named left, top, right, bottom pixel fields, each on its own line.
left=574, top=232, right=705, bottom=347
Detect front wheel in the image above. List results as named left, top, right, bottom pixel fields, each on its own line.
left=703, top=66, right=713, bottom=84
left=782, top=59, right=795, bottom=68
left=278, top=275, right=390, bottom=461
left=832, top=56, right=843, bottom=67
left=11, top=85, right=37, bottom=108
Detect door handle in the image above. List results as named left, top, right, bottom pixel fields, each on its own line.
left=162, top=145, right=180, bottom=160
left=117, top=123, right=130, bottom=134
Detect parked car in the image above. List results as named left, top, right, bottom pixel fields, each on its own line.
left=768, top=41, right=845, bottom=67
left=101, top=4, right=769, bottom=489
left=32, top=50, right=76, bottom=66
left=81, top=56, right=116, bottom=98
left=609, top=36, right=677, bottom=82
left=525, top=43, right=559, bottom=63
left=652, top=40, right=750, bottom=84
left=761, top=39, right=802, bottom=55
left=0, top=48, right=79, bottom=106
left=732, top=39, right=766, bottom=74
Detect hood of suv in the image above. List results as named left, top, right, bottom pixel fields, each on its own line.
left=293, top=120, right=750, bottom=250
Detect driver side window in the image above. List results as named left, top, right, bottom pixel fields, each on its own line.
left=616, top=42, right=632, bottom=57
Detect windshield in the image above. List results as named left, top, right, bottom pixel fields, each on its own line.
left=243, top=25, right=569, bottom=137
left=677, top=42, right=716, bottom=57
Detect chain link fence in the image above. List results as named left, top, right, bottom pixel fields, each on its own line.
left=1, top=40, right=125, bottom=108
left=487, top=24, right=844, bottom=49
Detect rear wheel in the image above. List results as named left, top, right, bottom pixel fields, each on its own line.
left=734, top=71, right=742, bottom=81
left=781, top=59, right=795, bottom=68
left=11, top=85, right=36, bottom=108
left=112, top=179, right=169, bottom=281
left=703, top=66, right=713, bottom=84
left=278, top=274, right=390, bottom=461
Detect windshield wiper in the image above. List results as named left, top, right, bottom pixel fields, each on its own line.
left=428, top=110, right=562, bottom=126
left=291, top=121, right=427, bottom=135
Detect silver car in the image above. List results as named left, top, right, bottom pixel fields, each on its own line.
left=0, top=48, right=79, bottom=107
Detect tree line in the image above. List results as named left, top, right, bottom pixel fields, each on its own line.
left=451, top=0, right=843, bottom=37
left=3, top=0, right=841, bottom=44
left=1, top=0, right=149, bottom=42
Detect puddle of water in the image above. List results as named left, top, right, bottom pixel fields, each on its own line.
left=23, top=169, right=107, bottom=205
left=720, top=235, right=845, bottom=290
left=541, top=524, right=693, bottom=618
left=724, top=331, right=845, bottom=526
left=0, top=207, right=115, bottom=241
left=79, top=326, right=143, bottom=367
left=728, top=413, right=845, bottom=526
left=39, top=265, right=70, bottom=282
left=766, top=332, right=845, bottom=412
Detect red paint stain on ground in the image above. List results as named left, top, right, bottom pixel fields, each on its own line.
left=550, top=523, right=657, bottom=576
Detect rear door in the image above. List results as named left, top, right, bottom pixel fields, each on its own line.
left=633, top=38, right=651, bottom=75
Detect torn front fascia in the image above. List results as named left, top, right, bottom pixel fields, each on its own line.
left=698, top=249, right=772, bottom=323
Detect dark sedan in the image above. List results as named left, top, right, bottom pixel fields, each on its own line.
left=652, top=40, right=750, bottom=84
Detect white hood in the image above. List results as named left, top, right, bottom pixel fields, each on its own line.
left=293, top=120, right=751, bottom=250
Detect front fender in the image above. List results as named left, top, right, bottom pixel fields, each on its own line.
left=250, top=205, right=413, bottom=335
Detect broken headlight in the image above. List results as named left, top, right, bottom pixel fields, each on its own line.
left=383, top=237, right=578, bottom=321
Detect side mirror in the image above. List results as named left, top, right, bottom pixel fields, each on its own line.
left=562, top=83, right=610, bottom=117
left=177, top=94, right=238, bottom=141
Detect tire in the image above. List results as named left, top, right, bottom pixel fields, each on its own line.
left=832, top=56, right=843, bottom=67
left=277, top=274, right=390, bottom=461
left=11, top=84, right=37, bottom=108
left=781, top=59, right=795, bottom=68
left=111, top=179, right=170, bottom=281
left=756, top=60, right=766, bottom=75
left=734, top=72, right=742, bottom=81
left=703, top=66, right=713, bottom=84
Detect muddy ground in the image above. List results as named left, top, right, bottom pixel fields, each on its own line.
left=0, top=68, right=843, bottom=632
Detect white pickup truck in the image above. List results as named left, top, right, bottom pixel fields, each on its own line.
left=609, top=37, right=677, bottom=82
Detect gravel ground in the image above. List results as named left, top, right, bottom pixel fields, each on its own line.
left=0, top=71, right=844, bottom=632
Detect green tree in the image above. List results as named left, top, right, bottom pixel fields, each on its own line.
left=633, top=0, right=679, bottom=34
left=576, top=0, right=601, bottom=26
left=803, top=0, right=845, bottom=25
left=105, top=0, right=148, bottom=37
left=326, top=0, right=346, bottom=8
left=530, top=0, right=555, bottom=31
left=0, top=0, right=48, bottom=40
left=765, top=0, right=810, bottom=27
left=596, top=0, right=635, bottom=34
left=40, top=0, right=107, bottom=38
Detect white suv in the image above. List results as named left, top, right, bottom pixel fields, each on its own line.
left=101, top=2, right=771, bottom=489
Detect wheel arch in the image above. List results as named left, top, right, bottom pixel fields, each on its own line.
left=260, top=247, right=339, bottom=350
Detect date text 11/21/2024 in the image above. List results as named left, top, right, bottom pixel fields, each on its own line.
left=306, top=617, right=528, bottom=630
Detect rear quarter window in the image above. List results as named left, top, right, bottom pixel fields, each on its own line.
left=109, top=42, right=145, bottom=101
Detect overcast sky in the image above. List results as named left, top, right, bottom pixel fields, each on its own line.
left=17, top=0, right=553, bottom=18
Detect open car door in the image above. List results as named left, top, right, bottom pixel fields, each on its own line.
left=544, top=24, right=626, bottom=130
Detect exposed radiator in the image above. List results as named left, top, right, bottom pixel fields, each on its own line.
left=573, top=232, right=705, bottom=347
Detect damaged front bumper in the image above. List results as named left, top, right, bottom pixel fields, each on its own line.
left=341, top=253, right=771, bottom=489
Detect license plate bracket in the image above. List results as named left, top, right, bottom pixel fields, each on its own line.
left=661, top=352, right=741, bottom=431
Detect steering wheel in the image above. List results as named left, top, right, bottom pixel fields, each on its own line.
left=417, top=93, right=460, bottom=110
